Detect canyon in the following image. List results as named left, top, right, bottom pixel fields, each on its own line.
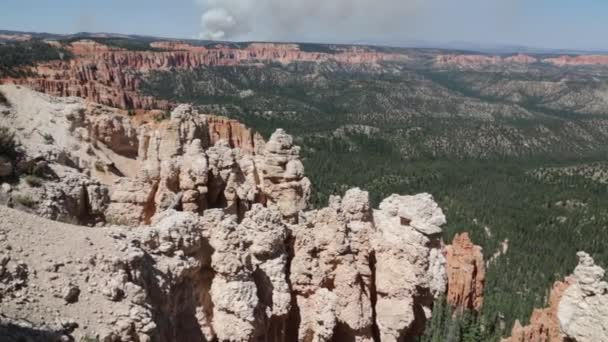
left=3, top=40, right=399, bottom=110
left=5, top=38, right=608, bottom=114
left=0, top=85, right=488, bottom=341
left=1, top=85, right=605, bottom=342
left=1, top=35, right=608, bottom=342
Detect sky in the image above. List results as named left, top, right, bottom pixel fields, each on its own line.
left=1, top=0, right=607, bottom=50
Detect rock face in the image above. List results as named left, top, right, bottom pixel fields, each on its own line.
left=444, top=233, right=485, bottom=311
left=558, top=252, right=608, bottom=342
left=501, top=278, right=573, bottom=342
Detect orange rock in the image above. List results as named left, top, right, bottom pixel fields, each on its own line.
left=206, top=115, right=264, bottom=153
left=444, top=232, right=486, bottom=311
left=501, top=277, right=574, bottom=342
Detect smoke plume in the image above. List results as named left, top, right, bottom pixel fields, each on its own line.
left=197, top=0, right=524, bottom=45
left=197, top=0, right=425, bottom=42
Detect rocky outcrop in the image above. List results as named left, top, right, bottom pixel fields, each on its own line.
left=0, top=187, right=448, bottom=342
left=501, top=278, right=573, bottom=342
left=558, top=252, right=608, bottom=342
left=371, top=193, right=447, bottom=341
left=444, top=233, right=485, bottom=311
left=107, top=104, right=307, bottom=224
left=503, top=252, right=607, bottom=342
left=260, top=129, right=310, bottom=221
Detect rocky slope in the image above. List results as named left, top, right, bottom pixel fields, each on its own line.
left=0, top=86, right=488, bottom=341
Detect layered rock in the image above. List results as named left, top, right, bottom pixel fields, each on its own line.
left=444, top=233, right=485, bottom=311
left=558, top=252, right=608, bottom=342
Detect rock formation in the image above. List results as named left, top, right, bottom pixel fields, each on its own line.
left=444, top=233, right=485, bottom=311
left=0, top=86, right=454, bottom=341
left=558, top=252, right=608, bottom=342
left=0, top=186, right=448, bottom=341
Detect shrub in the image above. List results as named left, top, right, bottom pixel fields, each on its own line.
left=153, top=110, right=170, bottom=122
left=24, top=175, right=44, bottom=187
left=42, top=133, right=54, bottom=144
left=14, top=194, right=36, bottom=208
left=105, top=216, right=131, bottom=226
left=0, top=126, right=18, bottom=158
left=0, top=40, right=73, bottom=78
left=94, top=160, right=105, bottom=172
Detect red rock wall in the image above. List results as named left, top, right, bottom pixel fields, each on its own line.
left=206, top=114, right=263, bottom=153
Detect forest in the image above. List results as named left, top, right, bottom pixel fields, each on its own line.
left=0, top=40, right=71, bottom=77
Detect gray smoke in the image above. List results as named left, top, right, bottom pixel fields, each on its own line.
left=197, top=0, right=525, bottom=45
left=197, top=0, right=425, bottom=42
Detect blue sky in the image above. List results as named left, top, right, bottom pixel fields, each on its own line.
left=1, top=0, right=607, bottom=50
